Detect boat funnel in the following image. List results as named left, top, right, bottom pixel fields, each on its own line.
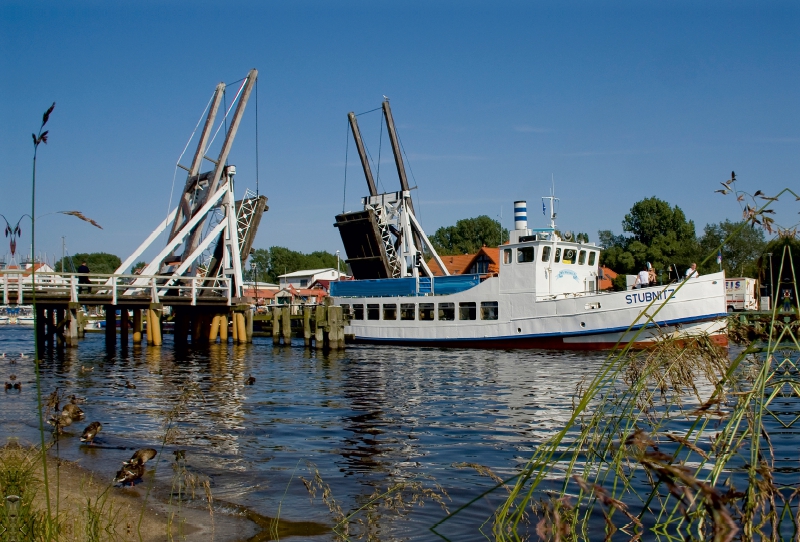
left=514, top=201, right=527, bottom=230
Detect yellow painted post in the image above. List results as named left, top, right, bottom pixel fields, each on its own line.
left=232, top=312, right=239, bottom=342
left=237, top=312, right=247, bottom=344
left=209, top=315, right=220, bottom=342
left=220, top=314, right=228, bottom=342
left=245, top=309, right=253, bottom=343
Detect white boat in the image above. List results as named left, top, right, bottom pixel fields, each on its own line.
left=331, top=195, right=727, bottom=350
left=0, top=316, right=8, bottom=325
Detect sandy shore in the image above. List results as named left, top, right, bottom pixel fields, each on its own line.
left=8, top=444, right=260, bottom=541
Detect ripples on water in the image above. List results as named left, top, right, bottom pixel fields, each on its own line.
left=0, top=327, right=606, bottom=540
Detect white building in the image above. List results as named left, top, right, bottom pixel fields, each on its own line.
left=278, top=268, right=343, bottom=289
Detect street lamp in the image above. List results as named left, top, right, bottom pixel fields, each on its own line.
left=336, top=250, right=341, bottom=280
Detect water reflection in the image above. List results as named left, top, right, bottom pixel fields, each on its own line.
left=1, top=327, right=607, bottom=540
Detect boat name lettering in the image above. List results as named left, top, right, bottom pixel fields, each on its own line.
left=556, top=270, right=579, bottom=281
left=625, top=289, right=676, bottom=305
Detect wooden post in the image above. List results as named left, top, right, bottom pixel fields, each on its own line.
left=148, top=307, right=162, bottom=346
left=237, top=312, right=247, bottom=344
left=232, top=312, right=239, bottom=342
left=55, top=307, right=65, bottom=347
left=314, top=305, right=325, bottom=350
left=35, top=304, right=46, bottom=354
left=281, top=306, right=292, bottom=345
left=220, top=314, right=228, bottom=342
left=45, top=308, right=54, bottom=347
left=66, top=302, right=80, bottom=347
left=209, top=314, right=220, bottom=342
left=133, top=309, right=142, bottom=343
left=272, top=306, right=280, bottom=346
left=174, top=309, right=190, bottom=345
left=105, top=305, right=116, bottom=349
left=245, top=309, right=253, bottom=343
left=330, top=306, right=343, bottom=349
left=303, top=306, right=312, bottom=346
left=120, top=307, right=129, bottom=347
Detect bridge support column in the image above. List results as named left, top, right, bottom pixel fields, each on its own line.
left=281, top=306, right=291, bottom=345
left=147, top=305, right=162, bottom=346
left=133, top=309, right=142, bottom=343
left=105, top=305, right=116, bottom=348
left=314, top=305, right=325, bottom=350
left=35, top=305, right=46, bottom=355
left=245, top=309, right=253, bottom=343
left=45, top=308, right=55, bottom=347
left=66, top=303, right=80, bottom=347
left=172, top=308, right=188, bottom=345
left=55, top=307, right=66, bottom=347
left=219, top=314, right=228, bottom=343
left=120, top=307, right=129, bottom=347
left=209, top=314, right=220, bottom=342
left=272, top=306, right=280, bottom=345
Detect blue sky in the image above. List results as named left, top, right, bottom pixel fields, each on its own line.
left=2, top=1, right=798, bottom=267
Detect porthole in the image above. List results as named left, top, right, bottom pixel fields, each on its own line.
left=517, top=328, right=522, bottom=333
left=580, top=322, right=586, bottom=328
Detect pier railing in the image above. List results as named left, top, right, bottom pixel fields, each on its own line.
left=0, top=270, right=232, bottom=306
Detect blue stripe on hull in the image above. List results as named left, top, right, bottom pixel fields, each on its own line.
left=351, top=312, right=728, bottom=350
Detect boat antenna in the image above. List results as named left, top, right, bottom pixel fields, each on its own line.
left=542, top=175, right=559, bottom=231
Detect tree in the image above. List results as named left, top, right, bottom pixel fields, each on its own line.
left=430, top=215, right=509, bottom=256
left=55, top=252, right=121, bottom=274
left=698, top=220, right=766, bottom=277
left=598, top=197, right=697, bottom=278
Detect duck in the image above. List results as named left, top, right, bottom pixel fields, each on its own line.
left=62, top=403, right=85, bottom=422
left=12, top=382, right=20, bottom=391
left=114, top=462, right=145, bottom=487
left=124, top=380, right=136, bottom=389
left=80, top=421, right=102, bottom=445
left=124, top=448, right=157, bottom=467
left=80, top=365, right=93, bottom=373
left=245, top=375, right=256, bottom=385
left=48, top=413, right=74, bottom=433
left=4, top=382, right=11, bottom=391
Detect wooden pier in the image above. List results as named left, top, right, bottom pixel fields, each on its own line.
left=1, top=270, right=347, bottom=350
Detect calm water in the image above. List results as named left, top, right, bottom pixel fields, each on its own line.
left=0, top=326, right=607, bottom=540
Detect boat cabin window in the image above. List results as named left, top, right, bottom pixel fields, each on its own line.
left=541, top=246, right=551, bottom=262
left=419, top=303, right=435, bottom=321
left=562, top=248, right=576, bottom=264
left=367, top=304, right=380, bottom=320
left=480, top=301, right=499, bottom=320
left=400, top=303, right=415, bottom=321
left=353, top=304, right=364, bottom=320
left=503, top=249, right=512, bottom=264
left=341, top=304, right=350, bottom=318
left=438, top=302, right=455, bottom=321
left=517, top=247, right=535, bottom=263
left=578, top=250, right=586, bottom=265
left=588, top=251, right=596, bottom=266
left=459, top=302, right=476, bottom=320
left=554, top=248, right=561, bottom=263
left=383, top=304, right=397, bottom=320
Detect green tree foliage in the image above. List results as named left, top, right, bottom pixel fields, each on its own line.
left=599, top=197, right=697, bottom=277
left=131, top=261, right=146, bottom=274
left=430, top=215, right=509, bottom=256
left=55, top=252, right=121, bottom=275
left=698, top=220, right=766, bottom=277
left=247, top=247, right=342, bottom=283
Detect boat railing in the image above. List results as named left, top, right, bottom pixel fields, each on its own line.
left=0, top=270, right=232, bottom=306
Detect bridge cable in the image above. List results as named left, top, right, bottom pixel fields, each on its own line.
left=255, top=76, right=260, bottom=197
